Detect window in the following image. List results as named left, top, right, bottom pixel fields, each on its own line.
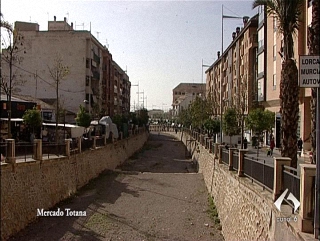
left=257, top=53, right=264, bottom=74
left=86, top=58, right=90, bottom=68
left=273, top=74, right=276, bottom=90
left=43, top=112, right=53, bottom=120
left=86, top=76, right=90, bottom=86
left=273, top=45, right=277, bottom=60
left=273, top=17, right=277, bottom=31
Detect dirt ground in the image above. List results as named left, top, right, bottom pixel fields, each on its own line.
left=9, top=132, right=224, bottom=241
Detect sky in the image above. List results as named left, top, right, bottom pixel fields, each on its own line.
left=1, top=0, right=258, bottom=111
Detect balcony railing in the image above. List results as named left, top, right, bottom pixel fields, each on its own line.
left=93, top=53, right=100, bottom=65
left=92, top=71, right=100, bottom=80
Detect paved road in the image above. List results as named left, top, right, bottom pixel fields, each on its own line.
left=9, top=133, right=223, bottom=241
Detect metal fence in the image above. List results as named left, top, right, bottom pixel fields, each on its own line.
left=222, top=150, right=229, bottom=165
left=42, top=143, right=66, bottom=159
left=1, top=142, right=7, bottom=160
left=82, top=139, right=94, bottom=151
left=282, top=165, right=301, bottom=211
left=96, top=137, right=105, bottom=147
left=15, top=143, right=34, bottom=162
left=233, top=151, right=239, bottom=171
left=243, top=155, right=274, bottom=192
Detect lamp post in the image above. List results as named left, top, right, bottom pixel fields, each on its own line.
left=136, top=90, right=145, bottom=109
left=220, top=4, right=245, bottom=143
left=201, top=59, right=211, bottom=131
left=162, top=103, right=167, bottom=121
left=131, top=82, right=139, bottom=111
left=202, top=59, right=211, bottom=95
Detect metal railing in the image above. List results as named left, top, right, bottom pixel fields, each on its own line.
left=42, top=143, right=66, bottom=159
left=96, top=137, right=104, bottom=147
left=222, top=150, right=229, bottom=165
left=1, top=143, right=7, bottom=161
left=15, top=143, right=34, bottom=162
left=233, top=151, right=239, bottom=171
left=243, top=155, right=274, bottom=192
left=282, top=165, right=301, bottom=211
left=82, top=139, right=94, bottom=151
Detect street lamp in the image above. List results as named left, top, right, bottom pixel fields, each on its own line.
left=201, top=60, right=211, bottom=131
left=202, top=59, right=211, bottom=97
left=220, top=4, right=246, bottom=143
left=131, top=82, right=139, bottom=111
left=162, top=103, right=167, bottom=121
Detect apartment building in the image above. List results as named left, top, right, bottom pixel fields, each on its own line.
left=206, top=15, right=258, bottom=141
left=172, top=83, right=205, bottom=117
left=1, top=17, right=130, bottom=122
left=256, top=1, right=312, bottom=149
left=112, top=61, right=130, bottom=116
left=101, top=50, right=130, bottom=118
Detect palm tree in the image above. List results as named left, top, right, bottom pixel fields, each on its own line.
left=253, top=0, right=303, bottom=168
left=308, top=0, right=319, bottom=163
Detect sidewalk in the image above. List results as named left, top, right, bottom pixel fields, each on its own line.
left=244, top=145, right=311, bottom=174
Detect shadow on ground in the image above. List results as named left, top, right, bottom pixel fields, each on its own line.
left=8, top=132, right=201, bottom=241
left=8, top=170, right=140, bottom=241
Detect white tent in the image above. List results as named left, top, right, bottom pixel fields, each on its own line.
left=98, top=116, right=119, bottom=139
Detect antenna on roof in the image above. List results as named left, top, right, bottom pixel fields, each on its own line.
left=75, top=22, right=84, bottom=30
left=105, top=39, right=109, bottom=48
left=96, top=31, right=100, bottom=40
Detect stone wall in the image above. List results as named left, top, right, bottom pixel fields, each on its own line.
left=0, top=132, right=148, bottom=240
left=175, top=131, right=304, bottom=241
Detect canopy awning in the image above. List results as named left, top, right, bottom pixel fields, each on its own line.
left=0, top=118, right=24, bottom=122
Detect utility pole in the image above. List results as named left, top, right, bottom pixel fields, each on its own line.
left=131, top=82, right=139, bottom=110
left=137, top=90, right=144, bottom=109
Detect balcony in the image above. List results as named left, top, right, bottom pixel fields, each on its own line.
left=249, top=34, right=258, bottom=47
left=92, top=71, right=100, bottom=80
left=93, top=52, right=100, bottom=65
left=240, top=65, right=244, bottom=76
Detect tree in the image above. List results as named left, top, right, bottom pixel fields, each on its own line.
left=48, top=55, right=70, bottom=143
left=112, top=114, right=124, bottom=131
left=308, top=0, right=320, bottom=163
left=178, top=108, right=192, bottom=128
left=253, top=0, right=303, bottom=168
left=246, top=108, right=275, bottom=157
left=222, top=108, right=240, bottom=145
left=136, top=108, right=149, bottom=127
left=1, top=18, right=26, bottom=138
left=22, top=107, right=42, bottom=136
left=204, top=118, right=220, bottom=141
left=189, top=96, right=210, bottom=130
left=75, top=105, right=91, bottom=128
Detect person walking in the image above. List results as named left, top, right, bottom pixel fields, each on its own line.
left=297, top=138, right=303, bottom=157
left=243, top=137, right=248, bottom=149
left=270, top=137, right=275, bottom=156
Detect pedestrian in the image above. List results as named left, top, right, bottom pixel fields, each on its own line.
left=297, top=138, right=303, bottom=156
left=243, top=137, right=248, bottom=149
left=270, top=137, right=275, bottom=156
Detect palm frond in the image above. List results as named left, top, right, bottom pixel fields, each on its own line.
left=253, top=0, right=303, bottom=36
